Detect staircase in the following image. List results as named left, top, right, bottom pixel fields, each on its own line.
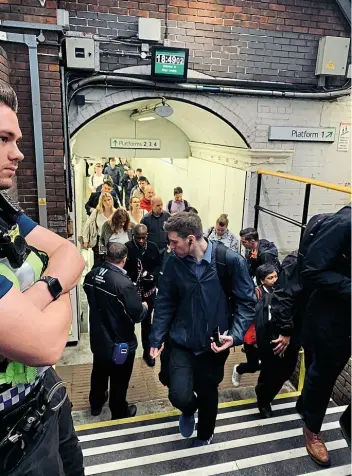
left=76, top=395, right=350, bottom=476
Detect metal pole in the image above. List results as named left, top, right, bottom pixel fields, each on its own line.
left=25, top=34, right=48, bottom=228
left=60, top=66, right=72, bottom=212
left=254, top=172, right=262, bottom=229
left=300, top=183, right=311, bottom=242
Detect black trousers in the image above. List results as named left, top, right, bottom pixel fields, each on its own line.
left=168, top=342, right=229, bottom=440
left=141, top=292, right=156, bottom=352
left=9, top=368, right=84, bottom=476
left=90, top=352, right=135, bottom=419
left=256, top=344, right=300, bottom=407
left=237, top=344, right=260, bottom=375
left=300, top=342, right=350, bottom=434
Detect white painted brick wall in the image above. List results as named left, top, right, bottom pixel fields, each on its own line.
left=70, top=88, right=350, bottom=255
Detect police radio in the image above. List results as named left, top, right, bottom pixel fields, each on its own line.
left=0, top=190, right=29, bottom=268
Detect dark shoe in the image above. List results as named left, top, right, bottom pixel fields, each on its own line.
left=192, top=435, right=214, bottom=447
left=179, top=413, right=195, bottom=438
left=90, top=391, right=108, bottom=416
left=112, top=404, right=137, bottom=420
left=304, top=425, right=330, bottom=467
left=258, top=405, right=272, bottom=419
left=143, top=350, right=156, bottom=367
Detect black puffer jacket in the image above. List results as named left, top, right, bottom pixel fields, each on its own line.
left=246, top=239, right=280, bottom=278
left=301, top=205, right=351, bottom=351
left=83, top=262, right=147, bottom=360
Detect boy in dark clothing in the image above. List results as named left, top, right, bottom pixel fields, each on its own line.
left=240, top=227, right=280, bottom=278
left=232, top=263, right=278, bottom=389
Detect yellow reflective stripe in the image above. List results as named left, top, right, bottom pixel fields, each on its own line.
left=0, top=262, right=20, bottom=289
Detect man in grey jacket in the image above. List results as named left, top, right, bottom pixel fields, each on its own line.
left=150, top=213, right=256, bottom=447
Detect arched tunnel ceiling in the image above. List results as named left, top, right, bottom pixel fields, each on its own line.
left=97, top=99, right=248, bottom=148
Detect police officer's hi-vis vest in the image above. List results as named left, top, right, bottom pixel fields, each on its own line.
left=0, top=223, right=48, bottom=387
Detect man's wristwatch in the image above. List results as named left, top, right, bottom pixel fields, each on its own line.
left=39, top=276, right=63, bottom=301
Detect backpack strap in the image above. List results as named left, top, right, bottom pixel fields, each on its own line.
left=184, top=200, right=188, bottom=208
left=207, top=226, right=214, bottom=239
left=168, top=200, right=172, bottom=213
left=215, top=243, right=232, bottom=300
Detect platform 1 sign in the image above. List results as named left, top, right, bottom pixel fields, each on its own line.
left=110, top=138, right=161, bottom=150
left=269, top=126, right=335, bottom=142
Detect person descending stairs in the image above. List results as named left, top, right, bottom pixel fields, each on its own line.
left=76, top=395, right=350, bottom=476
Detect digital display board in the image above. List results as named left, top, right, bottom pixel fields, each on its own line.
left=151, top=46, right=189, bottom=82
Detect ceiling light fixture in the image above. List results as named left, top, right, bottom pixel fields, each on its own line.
left=130, top=98, right=174, bottom=122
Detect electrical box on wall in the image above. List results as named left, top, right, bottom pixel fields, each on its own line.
left=138, top=18, right=161, bottom=42
left=315, top=36, right=350, bottom=76
left=65, top=37, right=96, bottom=70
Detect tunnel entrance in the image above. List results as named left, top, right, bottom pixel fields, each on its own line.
left=69, top=97, right=250, bottom=334
left=61, top=95, right=258, bottom=410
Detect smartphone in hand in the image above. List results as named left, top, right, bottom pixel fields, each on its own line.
left=212, top=327, right=223, bottom=347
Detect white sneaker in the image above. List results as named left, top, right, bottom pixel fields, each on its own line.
left=232, top=365, right=242, bottom=387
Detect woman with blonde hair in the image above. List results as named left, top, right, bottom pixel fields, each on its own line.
left=204, top=213, right=239, bottom=252
left=128, top=196, right=147, bottom=225
left=82, top=192, right=116, bottom=265
left=101, top=208, right=131, bottom=246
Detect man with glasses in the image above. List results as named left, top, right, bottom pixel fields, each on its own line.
left=125, top=224, right=161, bottom=367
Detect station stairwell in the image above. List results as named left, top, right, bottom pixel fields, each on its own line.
left=76, top=394, right=350, bottom=476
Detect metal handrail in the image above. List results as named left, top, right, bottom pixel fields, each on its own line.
left=254, top=169, right=351, bottom=242
left=257, top=169, right=352, bottom=195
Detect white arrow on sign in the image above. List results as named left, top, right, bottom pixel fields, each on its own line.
left=39, top=0, right=46, bottom=6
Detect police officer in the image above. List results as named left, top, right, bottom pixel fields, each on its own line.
left=0, top=84, right=85, bottom=474
left=84, top=242, right=148, bottom=420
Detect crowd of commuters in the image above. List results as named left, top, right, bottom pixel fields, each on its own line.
left=0, top=81, right=349, bottom=476
left=82, top=157, right=350, bottom=463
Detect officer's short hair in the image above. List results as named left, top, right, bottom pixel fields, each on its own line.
left=106, top=243, right=127, bottom=263
left=164, top=212, right=203, bottom=240
left=0, top=82, right=18, bottom=113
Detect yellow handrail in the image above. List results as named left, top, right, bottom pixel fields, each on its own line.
left=257, top=169, right=352, bottom=195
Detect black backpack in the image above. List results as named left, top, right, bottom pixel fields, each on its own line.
left=269, top=213, right=332, bottom=339
left=167, top=200, right=188, bottom=213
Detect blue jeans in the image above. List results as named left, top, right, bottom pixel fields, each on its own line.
left=8, top=368, right=84, bottom=476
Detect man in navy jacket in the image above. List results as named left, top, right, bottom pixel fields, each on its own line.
left=150, top=213, right=256, bottom=447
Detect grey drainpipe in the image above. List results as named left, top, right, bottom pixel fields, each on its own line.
left=70, top=74, right=351, bottom=101
left=0, top=31, right=48, bottom=227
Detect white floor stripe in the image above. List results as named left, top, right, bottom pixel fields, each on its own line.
left=162, top=440, right=348, bottom=476
left=79, top=401, right=296, bottom=443
left=237, top=440, right=347, bottom=469
left=84, top=424, right=345, bottom=474
left=82, top=417, right=340, bottom=457
left=297, top=465, right=352, bottom=476
left=79, top=404, right=345, bottom=446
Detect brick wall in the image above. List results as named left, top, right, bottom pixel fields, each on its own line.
left=65, top=0, right=349, bottom=85
left=0, top=1, right=67, bottom=235
left=0, top=0, right=57, bottom=24
left=0, top=46, right=19, bottom=202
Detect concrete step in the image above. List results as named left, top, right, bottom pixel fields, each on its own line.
left=75, top=395, right=349, bottom=476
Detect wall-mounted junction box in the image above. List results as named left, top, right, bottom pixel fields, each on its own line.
left=138, top=18, right=161, bottom=42
left=315, top=36, right=350, bottom=76
left=66, top=37, right=96, bottom=70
